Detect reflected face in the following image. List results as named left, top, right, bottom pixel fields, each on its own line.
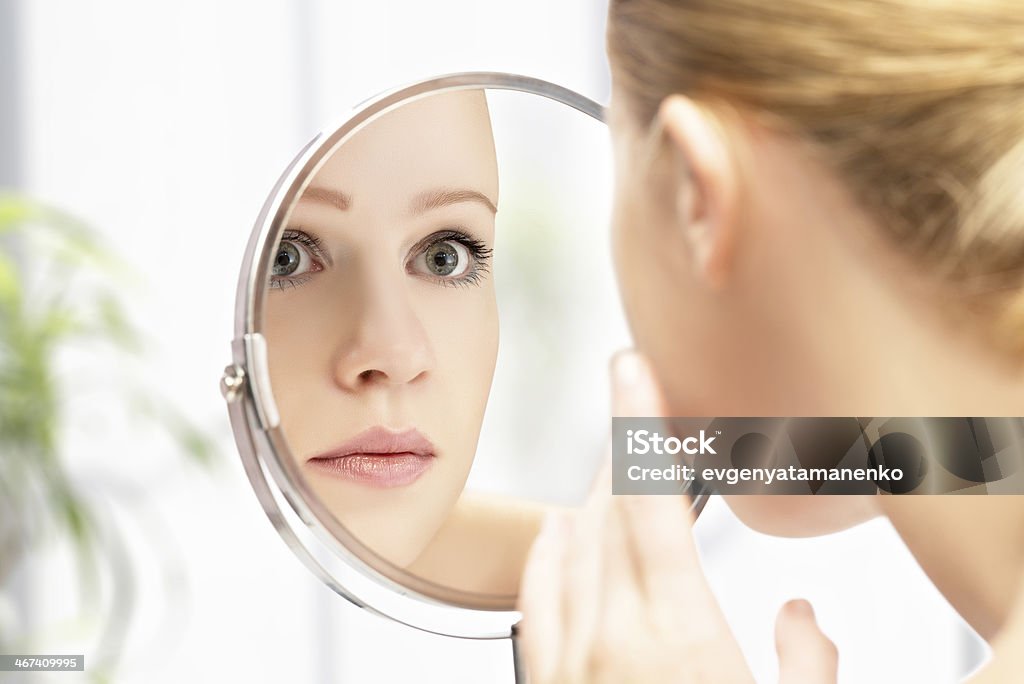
left=264, top=92, right=500, bottom=567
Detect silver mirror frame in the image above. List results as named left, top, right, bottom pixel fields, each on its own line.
left=221, top=71, right=710, bottom=644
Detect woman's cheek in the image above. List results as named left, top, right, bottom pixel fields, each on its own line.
left=613, top=201, right=671, bottom=344
left=427, top=289, right=498, bottom=399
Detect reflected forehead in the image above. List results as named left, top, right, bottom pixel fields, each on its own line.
left=295, top=90, right=499, bottom=218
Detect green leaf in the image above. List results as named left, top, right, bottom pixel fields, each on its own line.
left=0, top=194, right=39, bottom=234
left=94, top=291, right=142, bottom=352
left=129, top=390, right=219, bottom=467
left=0, top=249, right=21, bottom=309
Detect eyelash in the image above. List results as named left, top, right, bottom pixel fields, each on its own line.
left=410, top=228, right=493, bottom=289
left=268, top=227, right=493, bottom=290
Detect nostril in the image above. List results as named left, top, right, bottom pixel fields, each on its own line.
left=358, top=369, right=377, bottom=382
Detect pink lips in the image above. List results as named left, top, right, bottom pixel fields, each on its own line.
left=306, top=426, right=436, bottom=488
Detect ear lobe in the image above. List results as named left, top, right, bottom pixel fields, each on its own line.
left=657, top=95, right=738, bottom=289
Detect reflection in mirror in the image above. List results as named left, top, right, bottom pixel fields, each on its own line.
left=261, top=88, right=626, bottom=604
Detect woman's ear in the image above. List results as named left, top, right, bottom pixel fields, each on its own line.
left=657, top=95, right=738, bottom=289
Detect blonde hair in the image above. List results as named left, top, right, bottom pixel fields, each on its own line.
left=608, top=0, right=1024, bottom=358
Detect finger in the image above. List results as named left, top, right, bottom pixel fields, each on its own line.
left=617, top=492, right=729, bottom=638
left=517, top=511, right=570, bottom=683
left=596, top=493, right=646, bottom=660
left=588, top=448, right=613, bottom=501
left=611, top=348, right=706, bottom=511
left=610, top=350, right=700, bottom=619
left=611, top=352, right=725, bottom=637
left=561, top=462, right=612, bottom=677
left=775, top=600, right=839, bottom=684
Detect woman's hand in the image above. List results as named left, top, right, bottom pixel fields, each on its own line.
left=516, top=350, right=839, bottom=684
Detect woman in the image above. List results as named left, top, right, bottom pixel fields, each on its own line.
left=519, top=0, right=1024, bottom=680
left=264, top=90, right=541, bottom=594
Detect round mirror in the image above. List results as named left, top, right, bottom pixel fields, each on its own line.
left=222, top=74, right=705, bottom=651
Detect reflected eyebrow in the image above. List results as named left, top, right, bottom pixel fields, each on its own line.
left=410, top=188, right=497, bottom=215
left=300, top=186, right=351, bottom=211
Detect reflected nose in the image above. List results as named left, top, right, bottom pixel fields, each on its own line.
left=331, top=273, right=435, bottom=391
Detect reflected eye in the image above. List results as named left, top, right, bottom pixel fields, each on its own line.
left=273, top=242, right=303, bottom=276
left=269, top=230, right=326, bottom=290
left=422, top=240, right=470, bottom=277
left=408, top=229, right=492, bottom=287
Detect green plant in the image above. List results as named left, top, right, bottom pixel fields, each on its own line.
left=0, top=193, right=217, bottom=681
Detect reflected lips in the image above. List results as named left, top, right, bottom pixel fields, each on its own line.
left=306, top=427, right=435, bottom=487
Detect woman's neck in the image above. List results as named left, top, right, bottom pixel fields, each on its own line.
left=880, top=495, right=1024, bottom=640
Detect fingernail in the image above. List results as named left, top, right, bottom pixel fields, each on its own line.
left=611, top=349, right=644, bottom=389
left=786, top=599, right=814, bottom=618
